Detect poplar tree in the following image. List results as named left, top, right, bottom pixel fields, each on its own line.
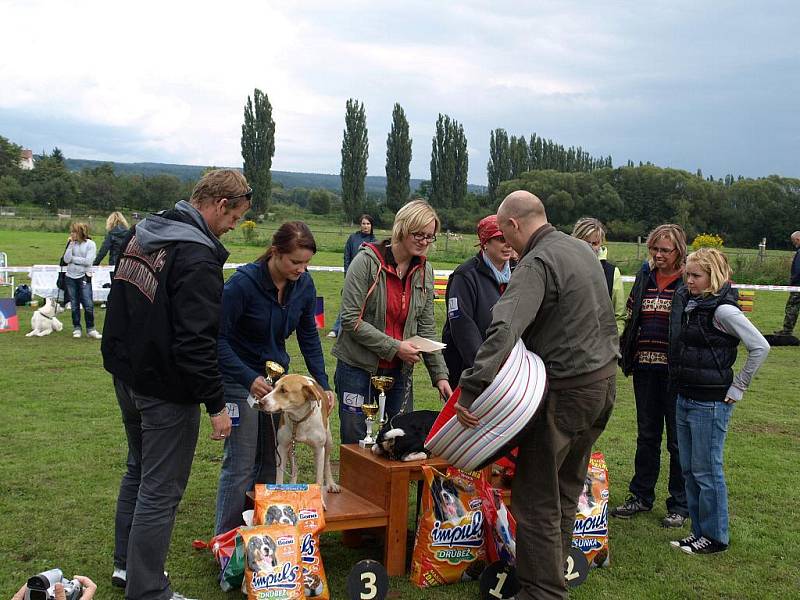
left=487, top=129, right=512, bottom=202
left=340, top=98, right=369, bottom=220
left=430, top=114, right=468, bottom=209
left=385, top=103, right=412, bottom=211
left=241, top=88, right=275, bottom=213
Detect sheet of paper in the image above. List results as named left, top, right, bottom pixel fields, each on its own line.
left=405, top=335, right=447, bottom=352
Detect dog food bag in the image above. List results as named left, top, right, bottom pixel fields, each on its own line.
left=476, top=480, right=517, bottom=566
left=241, top=524, right=304, bottom=600
left=253, top=484, right=330, bottom=599
left=410, top=466, right=486, bottom=588
left=191, top=527, right=245, bottom=592
left=571, top=451, right=610, bottom=568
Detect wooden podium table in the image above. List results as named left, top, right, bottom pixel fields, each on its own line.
left=338, top=444, right=449, bottom=576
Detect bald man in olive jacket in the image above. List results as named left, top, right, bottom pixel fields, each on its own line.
left=457, top=191, right=619, bottom=600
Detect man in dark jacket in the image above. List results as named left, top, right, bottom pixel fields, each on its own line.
left=328, top=214, right=375, bottom=338
left=456, top=191, right=618, bottom=600
left=102, top=169, right=250, bottom=600
left=442, top=214, right=513, bottom=387
left=776, top=230, right=800, bottom=335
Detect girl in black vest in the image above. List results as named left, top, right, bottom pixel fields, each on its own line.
left=671, top=248, right=769, bottom=555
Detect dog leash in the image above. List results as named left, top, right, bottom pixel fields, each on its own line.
left=269, top=400, right=320, bottom=478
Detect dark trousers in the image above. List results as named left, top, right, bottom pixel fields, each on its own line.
left=113, top=377, right=200, bottom=600
left=513, top=375, right=615, bottom=600
left=335, top=360, right=410, bottom=445
left=629, top=370, right=688, bottom=515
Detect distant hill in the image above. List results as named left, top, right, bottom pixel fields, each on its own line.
left=64, top=158, right=487, bottom=196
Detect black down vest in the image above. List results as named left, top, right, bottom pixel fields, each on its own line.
left=675, top=284, right=739, bottom=402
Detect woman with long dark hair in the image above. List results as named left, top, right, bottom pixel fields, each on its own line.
left=214, top=221, right=334, bottom=534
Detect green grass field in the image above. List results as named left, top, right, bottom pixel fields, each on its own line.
left=1, top=227, right=799, bottom=599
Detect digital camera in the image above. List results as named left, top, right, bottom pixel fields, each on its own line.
left=25, top=569, right=83, bottom=600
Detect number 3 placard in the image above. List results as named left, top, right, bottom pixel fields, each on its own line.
left=346, top=560, right=389, bottom=600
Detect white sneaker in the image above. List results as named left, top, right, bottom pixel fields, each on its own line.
left=111, top=567, right=169, bottom=588
left=72, top=329, right=81, bottom=338
left=111, top=567, right=126, bottom=588
left=171, top=593, right=198, bottom=600
left=326, top=331, right=337, bottom=338
left=87, top=329, right=102, bottom=339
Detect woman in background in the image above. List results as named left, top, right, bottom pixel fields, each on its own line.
left=94, top=211, right=130, bottom=269
left=63, top=222, right=100, bottom=339
left=614, top=224, right=689, bottom=528
left=571, top=217, right=625, bottom=335
left=333, top=199, right=451, bottom=444
left=671, top=248, right=769, bottom=554
left=215, top=221, right=334, bottom=535
left=328, top=214, right=376, bottom=338
left=442, top=214, right=514, bottom=388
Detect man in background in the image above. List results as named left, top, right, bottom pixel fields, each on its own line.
left=775, top=230, right=800, bottom=336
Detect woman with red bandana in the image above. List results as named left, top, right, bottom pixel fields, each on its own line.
left=442, top=215, right=515, bottom=389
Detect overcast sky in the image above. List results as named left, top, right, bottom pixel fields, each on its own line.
left=2, top=0, right=798, bottom=184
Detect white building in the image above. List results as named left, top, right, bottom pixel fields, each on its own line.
left=19, top=149, right=34, bottom=170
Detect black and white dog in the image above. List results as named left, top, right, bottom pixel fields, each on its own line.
left=246, top=534, right=278, bottom=573
left=372, top=410, right=439, bottom=461
left=265, top=504, right=298, bottom=526
left=764, top=333, right=799, bottom=346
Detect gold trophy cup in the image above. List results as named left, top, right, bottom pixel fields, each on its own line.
left=359, top=402, right=380, bottom=448
left=371, top=375, right=395, bottom=428
left=265, top=361, right=285, bottom=385
left=358, top=375, right=395, bottom=448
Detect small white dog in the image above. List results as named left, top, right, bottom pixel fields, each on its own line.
left=260, top=374, right=341, bottom=495
left=27, top=298, right=64, bottom=337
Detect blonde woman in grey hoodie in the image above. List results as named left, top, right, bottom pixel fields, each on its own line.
left=63, top=222, right=101, bottom=339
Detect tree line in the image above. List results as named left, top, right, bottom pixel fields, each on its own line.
left=4, top=90, right=799, bottom=249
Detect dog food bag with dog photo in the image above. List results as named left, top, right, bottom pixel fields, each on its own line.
left=253, top=484, right=330, bottom=599
left=410, top=466, right=486, bottom=588
left=242, top=524, right=303, bottom=600
left=571, top=451, right=610, bottom=568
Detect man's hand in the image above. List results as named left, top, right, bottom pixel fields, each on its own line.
left=455, top=403, right=479, bottom=428
left=250, top=376, right=273, bottom=401
left=435, top=379, right=453, bottom=401
left=724, top=396, right=737, bottom=404
left=396, top=340, right=421, bottom=364
left=210, top=410, right=232, bottom=440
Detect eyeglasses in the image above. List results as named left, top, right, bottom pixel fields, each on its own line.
left=227, top=187, right=253, bottom=202
left=651, top=246, right=676, bottom=255
left=411, top=232, right=437, bottom=243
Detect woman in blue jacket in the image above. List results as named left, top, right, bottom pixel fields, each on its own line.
left=214, top=221, right=334, bottom=535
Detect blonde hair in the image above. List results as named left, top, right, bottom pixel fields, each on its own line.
left=70, top=222, right=90, bottom=242
left=391, top=199, right=441, bottom=245
left=646, top=223, right=687, bottom=270
left=686, top=248, right=732, bottom=295
left=571, top=217, right=606, bottom=244
left=106, top=211, right=129, bottom=231
left=190, top=169, right=251, bottom=208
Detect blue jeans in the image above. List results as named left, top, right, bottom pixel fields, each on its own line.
left=65, top=275, right=94, bottom=331
left=112, top=377, right=200, bottom=600
left=214, top=380, right=280, bottom=535
left=676, top=395, right=734, bottom=545
left=335, top=360, right=411, bottom=444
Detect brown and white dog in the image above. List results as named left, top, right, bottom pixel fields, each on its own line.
left=260, top=375, right=341, bottom=495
